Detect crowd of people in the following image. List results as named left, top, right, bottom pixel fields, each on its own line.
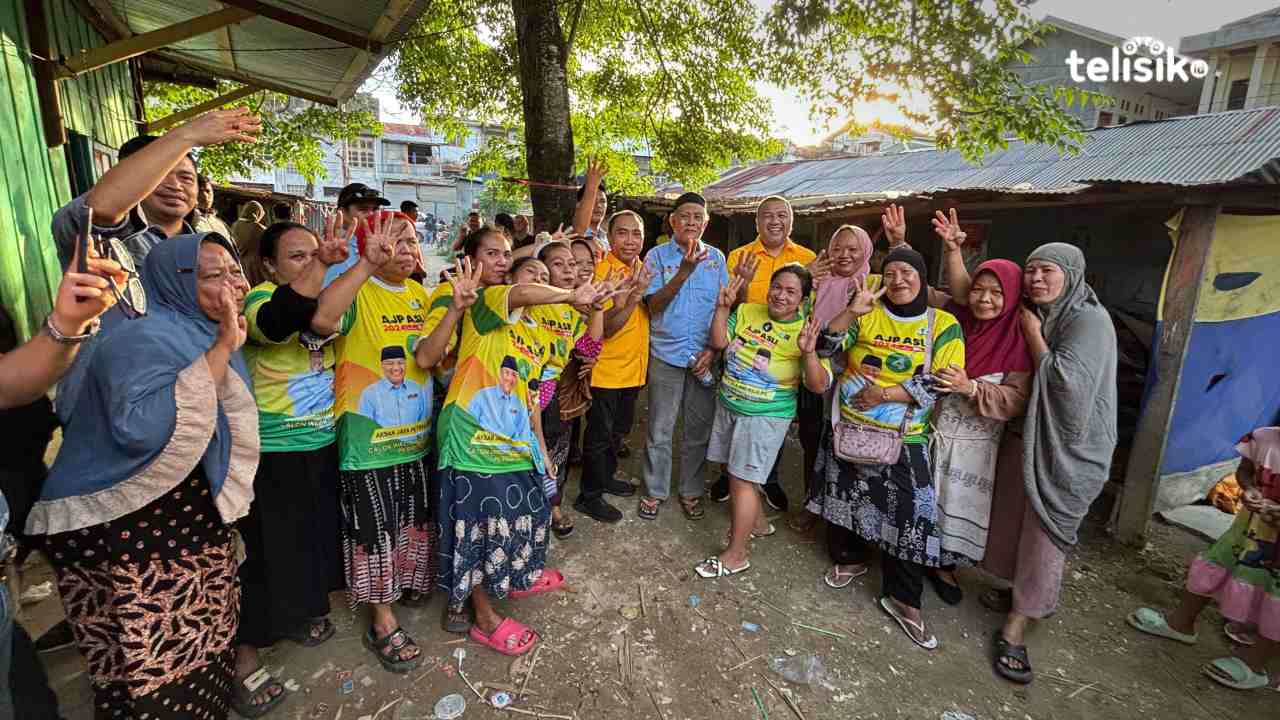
left=0, top=106, right=1277, bottom=719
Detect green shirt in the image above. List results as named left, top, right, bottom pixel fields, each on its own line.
left=719, top=303, right=827, bottom=418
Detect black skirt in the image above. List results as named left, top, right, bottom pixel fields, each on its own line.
left=236, top=442, right=343, bottom=647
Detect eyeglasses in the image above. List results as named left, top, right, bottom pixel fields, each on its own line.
left=95, top=232, right=148, bottom=318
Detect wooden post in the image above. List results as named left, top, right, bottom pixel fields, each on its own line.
left=144, top=85, right=260, bottom=134
left=25, top=0, right=66, bottom=147
left=1113, top=204, right=1220, bottom=545
left=54, top=7, right=255, bottom=78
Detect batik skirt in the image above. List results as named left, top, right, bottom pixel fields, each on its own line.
left=338, top=457, right=438, bottom=606
left=436, top=466, right=552, bottom=610
left=45, top=469, right=238, bottom=719
left=808, top=437, right=967, bottom=569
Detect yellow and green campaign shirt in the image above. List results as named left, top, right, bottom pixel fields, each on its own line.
left=423, top=281, right=460, bottom=388
left=720, top=303, right=828, bottom=418
left=243, top=281, right=339, bottom=453
left=835, top=306, right=965, bottom=442
left=529, top=303, right=586, bottom=383
left=334, top=277, right=434, bottom=471
left=437, top=285, right=552, bottom=473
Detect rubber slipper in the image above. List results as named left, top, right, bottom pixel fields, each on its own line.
left=823, top=563, right=868, bottom=589
left=694, top=556, right=751, bottom=579
left=1203, top=656, right=1271, bottom=690
left=510, top=569, right=565, bottom=599
left=721, top=522, right=778, bottom=549
left=551, top=518, right=576, bottom=538
left=980, top=587, right=1012, bottom=613
left=878, top=596, right=938, bottom=650
left=680, top=496, right=705, bottom=521
left=927, top=571, right=964, bottom=606
left=231, top=666, right=286, bottom=719
left=992, top=629, right=1034, bottom=684
left=1224, top=621, right=1257, bottom=647
left=469, top=617, right=539, bottom=656
left=362, top=627, right=421, bottom=673
left=1126, top=607, right=1198, bottom=645
left=638, top=497, right=660, bottom=521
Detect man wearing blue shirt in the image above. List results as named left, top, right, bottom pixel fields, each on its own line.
left=357, top=346, right=429, bottom=431
left=466, top=356, right=533, bottom=443
left=639, top=192, right=727, bottom=520
left=323, top=183, right=391, bottom=287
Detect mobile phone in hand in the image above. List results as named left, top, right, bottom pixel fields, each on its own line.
left=77, top=206, right=93, bottom=275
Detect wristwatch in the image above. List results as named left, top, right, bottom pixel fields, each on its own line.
left=43, top=314, right=100, bottom=344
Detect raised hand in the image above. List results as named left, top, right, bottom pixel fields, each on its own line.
left=935, top=364, right=972, bottom=395
left=797, top=315, right=820, bottom=354
left=51, top=239, right=126, bottom=334
left=216, top=285, right=248, bottom=351
left=585, top=156, right=609, bottom=185
left=882, top=203, right=907, bottom=247
left=678, top=239, right=709, bottom=273
left=551, top=223, right=567, bottom=244
left=360, top=213, right=396, bottom=270
left=317, top=210, right=352, bottom=266
left=808, top=249, right=832, bottom=284
left=848, top=278, right=886, bottom=316
left=732, top=252, right=759, bottom=284
left=628, top=259, right=653, bottom=303
left=447, top=257, right=483, bottom=311
left=931, top=208, right=966, bottom=253
left=175, top=106, right=262, bottom=146
left=717, top=275, right=745, bottom=309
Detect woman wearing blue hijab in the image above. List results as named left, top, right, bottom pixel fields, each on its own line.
left=26, top=233, right=258, bottom=719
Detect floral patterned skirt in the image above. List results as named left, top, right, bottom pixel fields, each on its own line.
left=1188, top=510, right=1280, bottom=641
left=44, top=469, right=238, bottom=719
left=339, top=458, right=438, bottom=606
left=807, top=438, right=968, bottom=569
left=436, top=467, right=551, bottom=610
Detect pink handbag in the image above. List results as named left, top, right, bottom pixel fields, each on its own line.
left=831, top=309, right=935, bottom=465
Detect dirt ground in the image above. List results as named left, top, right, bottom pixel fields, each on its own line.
left=20, top=402, right=1276, bottom=720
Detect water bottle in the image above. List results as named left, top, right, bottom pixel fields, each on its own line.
left=688, top=354, right=716, bottom=388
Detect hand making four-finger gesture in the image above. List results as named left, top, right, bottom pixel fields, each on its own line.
left=359, top=213, right=396, bottom=270
left=732, top=252, right=759, bottom=284
left=848, top=277, right=886, bottom=316
left=797, top=315, right=821, bottom=355
left=447, top=257, right=483, bottom=311
left=931, top=208, right=966, bottom=253
left=882, top=203, right=907, bottom=247
left=317, top=210, right=353, bottom=266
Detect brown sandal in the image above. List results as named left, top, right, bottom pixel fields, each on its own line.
left=638, top=496, right=661, bottom=520
left=679, top=496, right=704, bottom=521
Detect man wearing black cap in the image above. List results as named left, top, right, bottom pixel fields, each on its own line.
left=323, top=182, right=391, bottom=285
left=636, top=191, right=728, bottom=521
left=357, top=345, right=428, bottom=430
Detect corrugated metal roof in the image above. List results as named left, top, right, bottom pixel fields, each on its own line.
left=703, top=108, right=1280, bottom=213
left=90, top=0, right=429, bottom=104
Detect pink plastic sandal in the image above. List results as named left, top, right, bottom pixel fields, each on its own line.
left=469, top=617, right=539, bottom=656
left=510, top=569, right=565, bottom=599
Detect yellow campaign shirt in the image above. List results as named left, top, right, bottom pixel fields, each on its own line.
left=728, top=238, right=817, bottom=305
left=720, top=303, right=831, bottom=418
left=591, top=252, right=649, bottom=389
left=529, top=303, right=586, bottom=382
left=835, top=305, right=965, bottom=442
left=334, top=277, right=434, bottom=471
left=422, top=281, right=460, bottom=387
left=436, top=285, right=552, bottom=473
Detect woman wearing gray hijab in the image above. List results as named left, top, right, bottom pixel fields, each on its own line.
left=990, top=242, right=1117, bottom=684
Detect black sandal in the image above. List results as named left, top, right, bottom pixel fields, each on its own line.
left=980, top=588, right=1013, bottom=613
left=551, top=516, right=576, bottom=538
left=638, top=496, right=660, bottom=521
left=231, top=666, right=286, bottom=718
left=927, top=570, right=964, bottom=606
left=363, top=627, right=422, bottom=673
left=992, top=630, right=1034, bottom=684
left=285, top=617, right=334, bottom=647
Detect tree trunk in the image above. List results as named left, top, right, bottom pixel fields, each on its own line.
left=511, top=0, right=575, bottom=230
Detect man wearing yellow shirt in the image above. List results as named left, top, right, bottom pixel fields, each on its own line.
left=576, top=211, right=652, bottom=523
left=718, top=195, right=829, bottom=511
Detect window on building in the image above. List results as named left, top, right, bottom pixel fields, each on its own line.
left=323, top=186, right=343, bottom=198
left=1097, top=111, right=1114, bottom=126
left=347, top=137, right=375, bottom=169
left=1118, top=115, right=1128, bottom=124
left=1228, top=79, right=1249, bottom=110
left=408, top=143, right=434, bottom=164
left=285, top=184, right=308, bottom=197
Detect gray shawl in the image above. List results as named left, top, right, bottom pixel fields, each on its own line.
left=1022, top=243, right=1118, bottom=549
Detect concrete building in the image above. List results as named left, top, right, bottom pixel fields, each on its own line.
left=1011, top=15, right=1202, bottom=127
left=1182, top=7, right=1280, bottom=113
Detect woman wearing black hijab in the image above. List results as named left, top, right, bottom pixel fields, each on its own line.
left=807, top=247, right=968, bottom=651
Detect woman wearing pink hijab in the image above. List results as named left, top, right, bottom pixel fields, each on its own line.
left=791, top=223, right=877, bottom=535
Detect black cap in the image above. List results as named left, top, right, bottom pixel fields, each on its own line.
left=400, top=200, right=419, bottom=213
left=338, top=183, right=390, bottom=209
left=672, top=191, right=705, bottom=209
left=381, top=345, right=407, bottom=361
left=501, top=355, right=518, bottom=371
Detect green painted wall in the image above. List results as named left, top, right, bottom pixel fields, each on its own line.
left=0, top=0, right=136, bottom=342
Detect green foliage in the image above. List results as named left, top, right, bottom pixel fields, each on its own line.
left=143, top=82, right=382, bottom=183
left=764, top=1, right=1106, bottom=161
left=475, top=181, right=525, bottom=220
left=392, top=0, right=781, bottom=197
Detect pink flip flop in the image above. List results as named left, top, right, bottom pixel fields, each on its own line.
left=469, top=617, right=539, bottom=656
left=510, top=569, right=565, bottom=599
